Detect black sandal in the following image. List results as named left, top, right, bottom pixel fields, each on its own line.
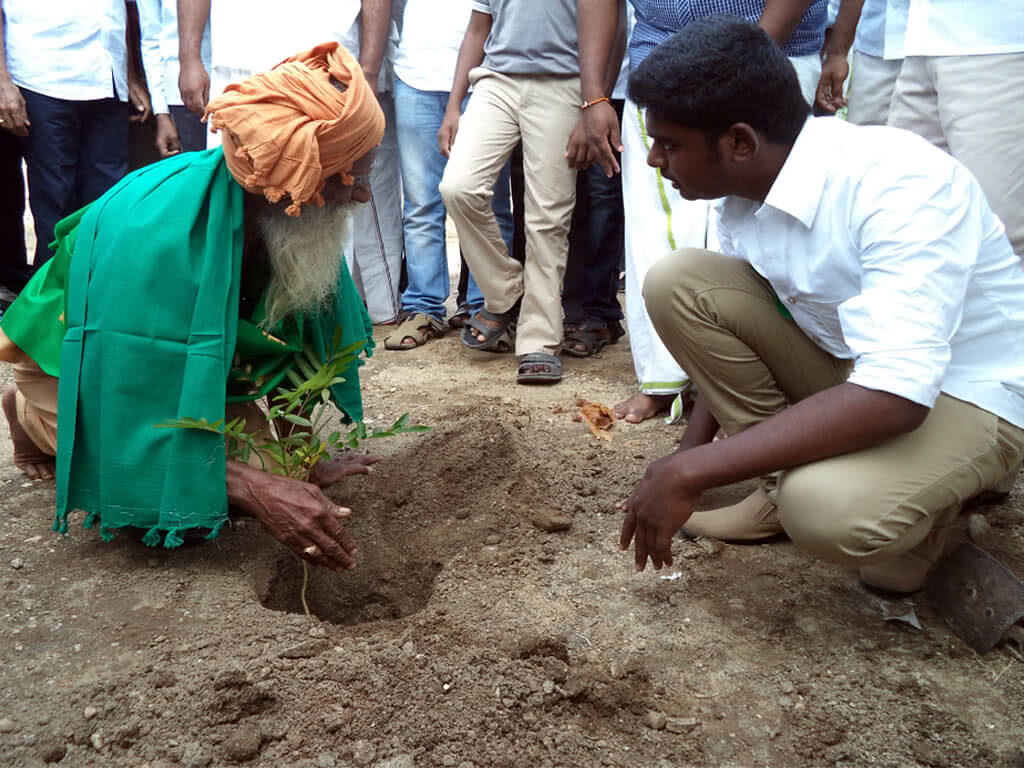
left=562, top=319, right=625, bottom=358
left=461, top=308, right=516, bottom=353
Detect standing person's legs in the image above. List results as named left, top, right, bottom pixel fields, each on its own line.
left=846, top=51, right=903, bottom=126
left=75, top=98, right=130, bottom=209
left=439, top=69, right=523, bottom=329
left=0, top=128, right=30, bottom=298
left=619, top=99, right=705, bottom=421
left=394, top=79, right=453, bottom=324
left=515, top=75, right=580, bottom=363
left=169, top=104, right=209, bottom=153
left=887, top=56, right=950, bottom=152
left=19, top=90, right=81, bottom=268
left=928, top=53, right=1024, bottom=258
left=350, top=91, right=404, bottom=324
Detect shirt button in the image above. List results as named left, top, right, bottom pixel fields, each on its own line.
left=786, top=297, right=796, bottom=305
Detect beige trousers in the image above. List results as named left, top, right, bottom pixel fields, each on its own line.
left=644, top=248, right=1024, bottom=568
left=12, top=359, right=59, bottom=456
left=847, top=51, right=902, bottom=126
left=439, top=68, right=580, bottom=354
left=888, top=53, right=1024, bottom=258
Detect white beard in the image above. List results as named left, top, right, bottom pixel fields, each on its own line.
left=256, top=202, right=353, bottom=328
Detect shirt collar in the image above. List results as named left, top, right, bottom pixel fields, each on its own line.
left=758, top=117, right=829, bottom=229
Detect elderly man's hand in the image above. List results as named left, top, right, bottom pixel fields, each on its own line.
left=308, top=453, right=380, bottom=488
left=617, top=454, right=699, bottom=571
left=229, top=462, right=359, bottom=570
left=0, top=74, right=30, bottom=137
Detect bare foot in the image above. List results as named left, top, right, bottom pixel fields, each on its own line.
left=2, top=384, right=56, bottom=480
left=614, top=392, right=677, bottom=424
left=308, top=453, right=380, bottom=488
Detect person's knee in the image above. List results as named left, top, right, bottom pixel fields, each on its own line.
left=439, top=169, right=488, bottom=217
left=642, top=247, right=712, bottom=336
left=778, top=468, right=913, bottom=567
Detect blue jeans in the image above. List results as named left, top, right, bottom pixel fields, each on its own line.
left=169, top=105, right=208, bottom=153
left=19, top=88, right=130, bottom=268
left=394, top=77, right=513, bottom=320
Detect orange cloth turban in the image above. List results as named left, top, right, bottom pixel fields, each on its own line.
left=205, top=42, right=385, bottom=216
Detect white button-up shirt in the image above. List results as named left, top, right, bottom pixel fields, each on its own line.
left=716, top=117, right=1024, bottom=428
left=136, top=0, right=211, bottom=114
left=884, top=0, right=1024, bottom=59
left=3, top=0, right=130, bottom=102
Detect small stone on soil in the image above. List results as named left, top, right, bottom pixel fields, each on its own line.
left=38, top=739, right=66, bottom=763
left=664, top=717, right=700, bottom=734
left=221, top=725, right=262, bottom=762
left=83, top=706, right=98, bottom=720
left=351, top=740, right=377, bottom=766
left=530, top=509, right=572, bottom=533
left=643, top=711, right=668, bottom=730
left=10, top=558, right=24, bottom=569
left=0, top=718, right=17, bottom=733
left=318, top=753, right=337, bottom=768
left=89, top=731, right=103, bottom=750
left=485, top=534, right=502, bottom=546
left=280, top=639, right=330, bottom=659
left=968, top=513, right=992, bottom=543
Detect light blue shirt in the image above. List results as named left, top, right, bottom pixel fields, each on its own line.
left=136, top=0, right=211, bottom=114
left=4, top=0, right=130, bottom=102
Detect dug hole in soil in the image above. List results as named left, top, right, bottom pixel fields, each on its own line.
left=2, top=323, right=1024, bottom=768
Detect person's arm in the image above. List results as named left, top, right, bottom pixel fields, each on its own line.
left=437, top=9, right=491, bottom=158
left=125, top=1, right=153, bottom=122
left=815, top=0, right=864, bottom=113
left=573, top=0, right=624, bottom=176
left=177, top=0, right=210, bottom=115
left=226, top=459, right=359, bottom=570
left=0, top=0, right=29, bottom=136
left=758, top=0, right=817, bottom=47
left=357, top=0, right=392, bottom=97
left=620, top=382, right=927, bottom=570
left=136, top=0, right=168, bottom=115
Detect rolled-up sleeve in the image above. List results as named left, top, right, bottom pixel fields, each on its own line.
left=841, top=167, right=980, bottom=407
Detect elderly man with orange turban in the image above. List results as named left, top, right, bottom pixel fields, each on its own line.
left=0, top=43, right=385, bottom=570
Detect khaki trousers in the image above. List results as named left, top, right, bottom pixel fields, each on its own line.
left=847, top=51, right=902, bottom=127
left=644, top=248, right=1024, bottom=568
left=439, top=68, right=580, bottom=354
left=888, top=53, right=1024, bottom=258
left=12, top=358, right=59, bottom=456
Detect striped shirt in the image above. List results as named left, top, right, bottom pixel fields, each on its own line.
left=629, top=0, right=828, bottom=66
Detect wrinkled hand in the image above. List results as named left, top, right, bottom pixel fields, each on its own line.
left=308, top=453, right=381, bottom=488
left=250, top=472, right=358, bottom=570
left=437, top=108, right=460, bottom=158
left=815, top=54, right=850, bottom=114
left=127, top=74, right=152, bottom=123
left=564, top=119, right=591, bottom=170
left=155, top=114, right=182, bottom=157
left=617, top=455, right=699, bottom=571
left=582, top=100, right=622, bottom=177
left=179, top=58, right=210, bottom=117
left=0, top=74, right=30, bottom=136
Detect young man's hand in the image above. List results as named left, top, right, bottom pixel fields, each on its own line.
left=179, top=57, right=210, bottom=117
left=564, top=119, right=591, bottom=170
left=127, top=72, right=152, bottom=123
left=155, top=114, right=182, bottom=156
left=582, top=99, right=622, bottom=177
left=618, top=454, right=699, bottom=571
left=815, top=52, right=850, bottom=113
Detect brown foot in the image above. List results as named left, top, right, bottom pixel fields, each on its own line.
left=2, top=384, right=55, bottom=480
left=614, top=392, right=677, bottom=424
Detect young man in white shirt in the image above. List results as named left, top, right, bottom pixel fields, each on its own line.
left=0, top=0, right=150, bottom=269
left=618, top=17, right=1024, bottom=595
left=885, top=1, right=1024, bottom=260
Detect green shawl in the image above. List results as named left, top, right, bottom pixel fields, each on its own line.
left=1, top=149, right=373, bottom=546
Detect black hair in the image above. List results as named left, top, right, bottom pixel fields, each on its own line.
left=628, top=15, right=809, bottom=145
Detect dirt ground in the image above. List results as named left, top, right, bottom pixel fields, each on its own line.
left=2, top=279, right=1024, bottom=767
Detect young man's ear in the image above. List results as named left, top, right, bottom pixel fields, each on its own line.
left=720, top=123, right=760, bottom=162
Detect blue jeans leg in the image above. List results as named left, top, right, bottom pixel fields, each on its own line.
left=396, top=78, right=516, bottom=319
left=20, top=89, right=129, bottom=268
left=169, top=104, right=208, bottom=153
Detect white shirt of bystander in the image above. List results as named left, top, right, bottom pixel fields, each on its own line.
left=716, top=117, right=1024, bottom=428
left=884, top=0, right=1024, bottom=59
left=136, top=0, right=211, bottom=115
left=393, top=0, right=475, bottom=92
left=3, top=0, right=130, bottom=102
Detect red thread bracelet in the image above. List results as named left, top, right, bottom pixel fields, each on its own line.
left=580, top=96, right=611, bottom=110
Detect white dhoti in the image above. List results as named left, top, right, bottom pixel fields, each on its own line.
left=622, top=52, right=821, bottom=411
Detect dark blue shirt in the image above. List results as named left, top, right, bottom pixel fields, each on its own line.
left=629, top=0, right=828, bottom=66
